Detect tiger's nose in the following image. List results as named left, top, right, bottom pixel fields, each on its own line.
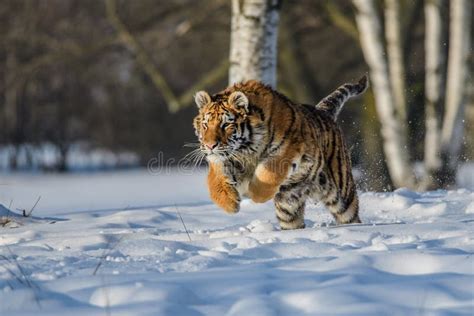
left=205, top=142, right=218, bottom=150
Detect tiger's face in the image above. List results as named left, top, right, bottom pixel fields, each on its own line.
left=193, top=90, right=254, bottom=162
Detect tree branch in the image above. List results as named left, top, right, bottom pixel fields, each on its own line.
left=177, top=59, right=229, bottom=107
left=326, top=3, right=359, bottom=41
left=105, top=0, right=228, bottom=112
left=2, top=37, right=119, bottom=95
left=105, top=0, right=181, bottom=112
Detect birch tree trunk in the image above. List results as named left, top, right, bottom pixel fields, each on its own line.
left=229, top=0, right=281, bottom=88
left=384, top=0, right=407, bottom=123
left=439, top=0, right=472, bottom=185
left=423, top=0, right=446, bottom=188
left=353, top=0, right=415, bottom=188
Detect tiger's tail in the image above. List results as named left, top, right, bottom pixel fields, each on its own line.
left=316, top=75, right=369, bottom=121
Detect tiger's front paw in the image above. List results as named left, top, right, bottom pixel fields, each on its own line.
left=210, top=185, right=240, bottom=214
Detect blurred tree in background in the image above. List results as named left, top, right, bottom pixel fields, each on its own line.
left=0, top=0, right=472, bottom=191
left=353, top=0, right=472, bottom=189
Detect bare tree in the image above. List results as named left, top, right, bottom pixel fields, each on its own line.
left=439, top=0, right=472, bottom=186
left=352, top=0, right=415, bottom=188
left=384, top=0, right=407, bottom=123
left=423, top=0, right=446, bottom=188
left=105, top=0, right=229, bottom=113
left=229, top=0, right=281, bottom=87
left=354, top=0, right=472, bottom=189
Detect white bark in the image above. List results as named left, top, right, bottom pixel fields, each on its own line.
left=441, top=0, right=472, bottom=170
left=229, top=0, right=280, bottom=88
left=384, top=0, right=407, bottom=123
left=423, top=0, right=445, bottom=174
left=353, top=0, right=415, bottom=188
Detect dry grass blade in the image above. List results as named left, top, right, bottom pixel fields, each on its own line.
left=174, top=204, right=192, bottom=242
left=93, top=235, right=125, bottom=276
left=0, top=255, right=26, bottom=286
left=2, top=246, right=42, bottom=308
left=24, top=196, right=41, bottom=217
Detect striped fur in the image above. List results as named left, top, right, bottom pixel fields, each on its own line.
left=192, top=76, right=368, bottom=229
left=316, top=75, right=368, bottom=121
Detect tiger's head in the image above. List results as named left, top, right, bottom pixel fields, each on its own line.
left=193, top=89, right=257, bottom=162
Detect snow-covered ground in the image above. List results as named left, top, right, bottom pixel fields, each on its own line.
left=0, top=170, right=473, bottom=315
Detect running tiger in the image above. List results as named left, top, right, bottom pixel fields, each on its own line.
left=192, top=76, right=368, bottom=229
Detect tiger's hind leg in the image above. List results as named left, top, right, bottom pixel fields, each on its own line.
left=274, top=182, right=310, bottom=230
left=316, top=170, right=361, bottom=225
left=324, top=185, right=361, bottom=224
left=318, top=127, right=361, bottom=224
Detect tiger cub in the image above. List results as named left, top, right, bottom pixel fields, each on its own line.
left=193, top=76, right=368, bottom=229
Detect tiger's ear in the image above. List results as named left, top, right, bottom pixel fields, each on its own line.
left=228, top=91, right=249, bottom=112
left=194, top=91, right=211, bottom=108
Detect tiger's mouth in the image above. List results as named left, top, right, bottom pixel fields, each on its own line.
left=200, top=143, right=227, bottom=154
left=205, top=153, right=222, bottom=163
left=201, top=145, right=234, bottom=161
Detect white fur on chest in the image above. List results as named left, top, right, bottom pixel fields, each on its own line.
left=236, top=178, right=250, bottom=197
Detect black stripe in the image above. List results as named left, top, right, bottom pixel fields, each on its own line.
left=339, top=136, right=350, bottom=196
left=334, top=92, right=344, bottom=102
left=343, top=207, right=359, bottom=223
left=335, top=192, right=357, bottom=216
left=309, top=123, right=322, bottom=155
left=299, top=119, right=306, bottom=139
left=326, top=98, right=338, bottom=111
left=279, top=182, right=301, bottom=192
left=325, top=196, right=339, bottom=207
left=326, top=131, right=337, bottom=181
left=310, top=163, right=320, bottom=183
left=276, top=207, right=297, bottom=221
left=339, top=86, right=350, bottom=97
left=336, top=144, right=343, bottom=194
left=345, top=187, right=356, bottom=210
left=276, top=213, right=292, bottom=223
left=319, top=172, right=327, bottom=186
left=245, top=120, right=252, bottom=140
left=262, top=109, right=275, bottom=155
left=269, top=105, right=296, bottom=155
left=312, top=115, right=323, bottom=131
left=251, top=106, right=265, bottom=121
left=263, top=125, right=275, bottom=155
left=315, top=116, right=327, bottom=133
left=341, top=150, right=349, bottom=197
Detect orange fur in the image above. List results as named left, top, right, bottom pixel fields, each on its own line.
left=248, top=146, right=298, bottom=203
left=193, top=77, right=367, bottom=227
left=207, top=162, right=240, bottom=214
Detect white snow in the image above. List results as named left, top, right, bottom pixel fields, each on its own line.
left=0, top=170, right=473, bottom=315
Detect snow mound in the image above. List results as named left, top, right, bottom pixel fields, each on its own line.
left=0, top=172, right=473, bottom=315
